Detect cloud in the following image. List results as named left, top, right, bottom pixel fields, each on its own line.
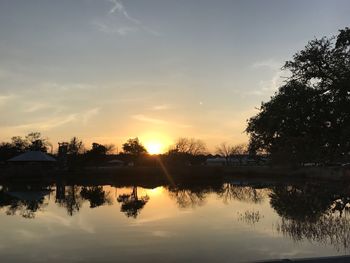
left=247, top=59, right=285, bottom=96
left=93, top=0, right=160, bottom=36
left=92, top=21, right=136, bottom=35
left=132, top=114, right=168, bottom=125
left=152, top=104, right=171, bottom=111
left=3, top=114, right=77, bottom=133
left=132, top=114, right=191, bottom=128
left=23, top=103, right=52, bottom=113
left=82, top=107, right=100, bottom=125
left=252, top=59, right=281, bottom=70
left=108, top=0, right=140, bottom=24
left=0, top=94, right=14, bottom=106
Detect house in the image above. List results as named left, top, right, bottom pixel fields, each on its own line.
left=7, top=151, right=56, bottom=166
left=206, top=157, right=227, bottom=166
left=107, top=159, right=124, bottom=166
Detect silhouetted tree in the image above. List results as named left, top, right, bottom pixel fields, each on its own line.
left=218, top=184, right=265, bottom=204
left=122, top=138, right=147, bottom=156
left=85, top=142, right=114, bottom=166
left=117, top=186, right=149, bottom=218
left=167, top=137, right=207, bottom=165
left=55, top=185, right=83, bottom=216
left=216, top=142, right=234, bottom=165
left=25, top=132, right=50, bottom=152
left=80, top=186, right=112, bottom=208
left=246, top=28, right=350, bottom=165
left=0, top=132, right=51, bottom=161
left=67, top=137, right=84, bottom=155
left=168, top=186, right=208, bottom=208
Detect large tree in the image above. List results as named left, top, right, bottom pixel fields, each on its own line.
left=122, top=137, right=147, bottom=157
left=246, top=28, right=350, bottom=165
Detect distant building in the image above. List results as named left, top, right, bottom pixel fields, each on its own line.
left=206, top=155, right=269, bottom=166
left=206, top=157, right=227, bottom=166
left=107, top=159, right=124, bottom=166
left=8, top=151, right=56, bottom=165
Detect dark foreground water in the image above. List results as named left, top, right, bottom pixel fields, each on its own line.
left=0, top=179, right=349, bottom=262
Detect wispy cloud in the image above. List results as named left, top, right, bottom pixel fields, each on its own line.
left=0, top=95, right=14, bottom=106
left=108, top=0, right=140, bottom=24
left=248, top=59, right=285, bottom=96
left=93, top=0, right=159, bottom=36
left=23, top=103, right=52, bottom=113
left=132, top=114, right=168, bottom=125
left=82, top=107, right=100, bottom=125
left=92, top=21, right=136, bottom=35
left=4, top=114, right=77, bottom=132
left=252, top=59, right=281, bottom=71
left=132, top=114, right=191, bottom=128
left=152, top=104, right=171, bottom=111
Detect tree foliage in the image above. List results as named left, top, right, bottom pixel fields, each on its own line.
left=246, top=28, right=350, bottom=165
left=169, top=137, right=206, bottom=156
left=0, top=132, right=50, bottom=161
left=122, top=137, right=147, bottom=156
left=67, top=137, right=84, bottom=155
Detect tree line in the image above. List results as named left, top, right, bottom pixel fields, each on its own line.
left=0, top=132, right=249, bottom=166
left=246, top=27, right=350, bottom=166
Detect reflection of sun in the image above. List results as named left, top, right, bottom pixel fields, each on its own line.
left=147, top=187, right=164, bottom=196
left=145, top=141, right=163, bottom=154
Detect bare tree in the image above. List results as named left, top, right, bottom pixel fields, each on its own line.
left=216, top=142, right=234, bottom=165
left=231, top=144, right=248, bottom=165
left=67, top=137, right=85, bottom=155
left=170, top=137, right=207, bottom=155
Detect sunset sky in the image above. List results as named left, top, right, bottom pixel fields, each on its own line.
left=0, top=0, right=349, bottom=152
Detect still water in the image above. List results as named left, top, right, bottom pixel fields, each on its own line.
left=0, top=180, right=349, bottom=262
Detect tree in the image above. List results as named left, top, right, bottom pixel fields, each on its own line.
left=85, top=142, right=114, bottom=166
left=0, top=132, right=50, bottom=161
left=167, top=137, right=207, bottom=165
left=231, top=144, right=248, bottom=165
left=216, top=142, right=234, bottom=165
left=25, top=132, right=50, bottom=152
left=246, top=28, right=350, bottom=165
left=170, top=137, right=207, bottom=155
left=117, top=186, right=149, bottom=218
left=122, top=138, right=147, bottom=156
left=67, top=137, right=84, bottom=155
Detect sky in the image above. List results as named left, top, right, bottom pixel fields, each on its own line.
left=0, top=0, right=349, bottom=153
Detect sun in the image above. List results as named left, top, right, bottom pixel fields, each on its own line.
left=145, top=141, right=163, bottom=155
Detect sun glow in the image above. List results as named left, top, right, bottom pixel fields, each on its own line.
left=141, top=132, right=172, bottom=155
left=145, top=141, right=163, bottom=154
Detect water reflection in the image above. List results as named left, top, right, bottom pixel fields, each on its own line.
left=55, top=185, right=83, bottom=216
left=168, top=187, right=208, bottom=208
left=270, top=183, right=350, bottom=252
left=218, top=183, right=267, bottom=204
left=0, top=180, right=349, bottom=253
left=81, top=186, right=113, bottom=208
left=117, top=186, right=149, bottom=218
left=0, top=185, right=50, bottom=218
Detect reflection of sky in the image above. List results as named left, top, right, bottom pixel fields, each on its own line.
left=0, top=185, right=343, bottom=262
left=0, top=1, right=349, bottom=150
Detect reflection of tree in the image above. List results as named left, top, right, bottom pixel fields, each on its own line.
left=238, top=210, right=263, bottom=226
left=168, top=187, right=207, bottom=208
left=277, top=214, right=350, bottom=252
left=0, top=188, right=48, bottom=219
left=55, top=185, right=83, bottom=216
left=80, top=186, right=112, bottom=208
left=270, top=184, right=333, bottom=222
left=271, top=183, right=350, bottom=251
left=218, top=184, right=266, bottom=204
left=117, top=187, right=149, bottom=218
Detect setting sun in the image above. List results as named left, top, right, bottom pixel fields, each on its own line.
left=145, top=141, right=163, bottom=154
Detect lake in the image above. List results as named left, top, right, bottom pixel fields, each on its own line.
left=0, top=178, right=349, bottom=262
